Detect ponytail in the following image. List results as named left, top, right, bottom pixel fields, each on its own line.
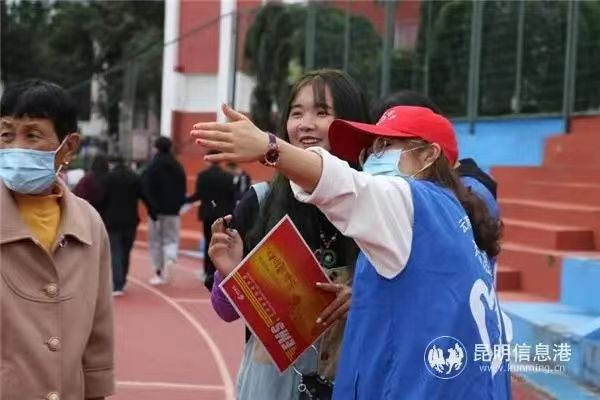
left=428, top=155, right=502, bottom=258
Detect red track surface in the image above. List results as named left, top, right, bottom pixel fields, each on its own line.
left=113, top=249, right=543, bottom=400
left=112, top=248, right=243, bottom=400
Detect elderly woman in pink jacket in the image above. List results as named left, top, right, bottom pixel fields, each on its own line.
left=0, top=79, right=114, bottom=400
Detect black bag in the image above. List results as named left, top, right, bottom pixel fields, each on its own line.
left=293, top=346, right=334, bottom=400
left=297, top=372, right=334, bottom=400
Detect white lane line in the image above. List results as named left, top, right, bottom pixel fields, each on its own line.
left=117, top=380, right=224, bottom=392
left=173, top=298, right=212, bottom=304
left=127, top=276, right=235, bottom=400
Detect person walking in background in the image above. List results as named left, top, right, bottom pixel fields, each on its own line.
left=227, top=162, right=252, bottom=203
left=99, top=155, right=142, bottom=296
left=186, top=152, right=237, bottom=290
left=73, top=153, right=109, bottom=211
left=141, top=136, right=187, bottom=285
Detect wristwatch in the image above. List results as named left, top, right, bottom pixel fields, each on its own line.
left=262, top=132, right=280, bottom=167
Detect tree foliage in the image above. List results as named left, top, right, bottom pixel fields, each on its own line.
left=415, top=0, right=600, bottom=116
left=244, top=3, right=381, bottom=129
left=244, top=3, right=295, bottom=132
left=1, top=0, right=164, bottom=136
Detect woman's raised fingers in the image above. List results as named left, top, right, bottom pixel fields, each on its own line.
left=192, top=121, right=232, bottom=132
left=190, top=129, right=233, bottom=142
left=207, top=243, right=230, bottom=258
left=211, top=215, right=233, bottom=234
left=222, top=104, right=249, bottom=122
left=195, top=139, right=234, bottom=154
left=210, top=233, right=232, bottom=246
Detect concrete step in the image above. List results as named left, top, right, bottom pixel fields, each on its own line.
left=499, top=181, right=600, bottom=208
left=498, top=243, right=565, bottom=300
left=545, top=136, right=600, bottom=167
left=497, top=243, right=600, bottom=301
left=500, top=199, right=600, bottom=226
left=514, top=368, right=600, bottom=400
left=502, top=300, right=600, bottom=393
left=510, top=375, right=553, bottom=400
left=491, top=166, right=600, bottom=185
left=499, top=291, right=554, bottom=303
left=497, top=266, right=522, bottom=292
left=499, top=199, right=600, bottom=249
left=570, top=116, right=600, bottom=136
left=503, top=219, right=596, bottom=251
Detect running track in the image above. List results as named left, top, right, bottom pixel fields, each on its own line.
left=114, top=248, right=543, bottom=400
left=113, top=247, right=244, bottom=400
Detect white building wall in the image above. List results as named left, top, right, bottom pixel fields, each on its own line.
left=160, top=0, right=181, bottom=137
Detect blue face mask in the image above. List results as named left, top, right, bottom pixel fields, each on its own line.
left=0, top=140, right=68, bottom=194
left=362, top=146, right=431, bottom=178
left=362, top=149, right=403, bottom=176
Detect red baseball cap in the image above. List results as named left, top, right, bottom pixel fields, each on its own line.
left=328, top=106, right=458, bottom=166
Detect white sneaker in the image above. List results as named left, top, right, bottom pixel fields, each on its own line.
left=162, top=261, right=176, bottom=283
left=149, top=275, right=165, bottom=286
left=112, top=290, right=124, bottom=297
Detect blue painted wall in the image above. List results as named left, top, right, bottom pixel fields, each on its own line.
left=561, top=257, right=600, bottom=314
left=452, top=117, right=564, bottom=171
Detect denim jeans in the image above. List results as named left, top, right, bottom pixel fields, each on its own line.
left=108, top=227, right=137, bottom=291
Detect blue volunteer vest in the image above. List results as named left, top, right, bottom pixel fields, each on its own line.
left=333, top=180, right=511, bottom=400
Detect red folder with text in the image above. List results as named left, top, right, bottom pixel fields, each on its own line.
left=219, top=215, right=335, bottom=373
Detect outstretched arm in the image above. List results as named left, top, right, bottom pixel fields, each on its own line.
left=191, top=104, right=323, bottom=194
left=191, top=105, right=415, bottom=280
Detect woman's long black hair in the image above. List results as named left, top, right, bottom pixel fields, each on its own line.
left=404, top=139, right=502, bottom=259
left=246, top=69, right=371, bottom=266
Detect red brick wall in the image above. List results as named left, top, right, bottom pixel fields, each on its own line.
left=177, top=0, right=262, bottom=74
left=171, top=111, right=217, bottom=157
left=177, top=0, right=220, bottom=73
left=570, top=115, right=600, bottom=136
